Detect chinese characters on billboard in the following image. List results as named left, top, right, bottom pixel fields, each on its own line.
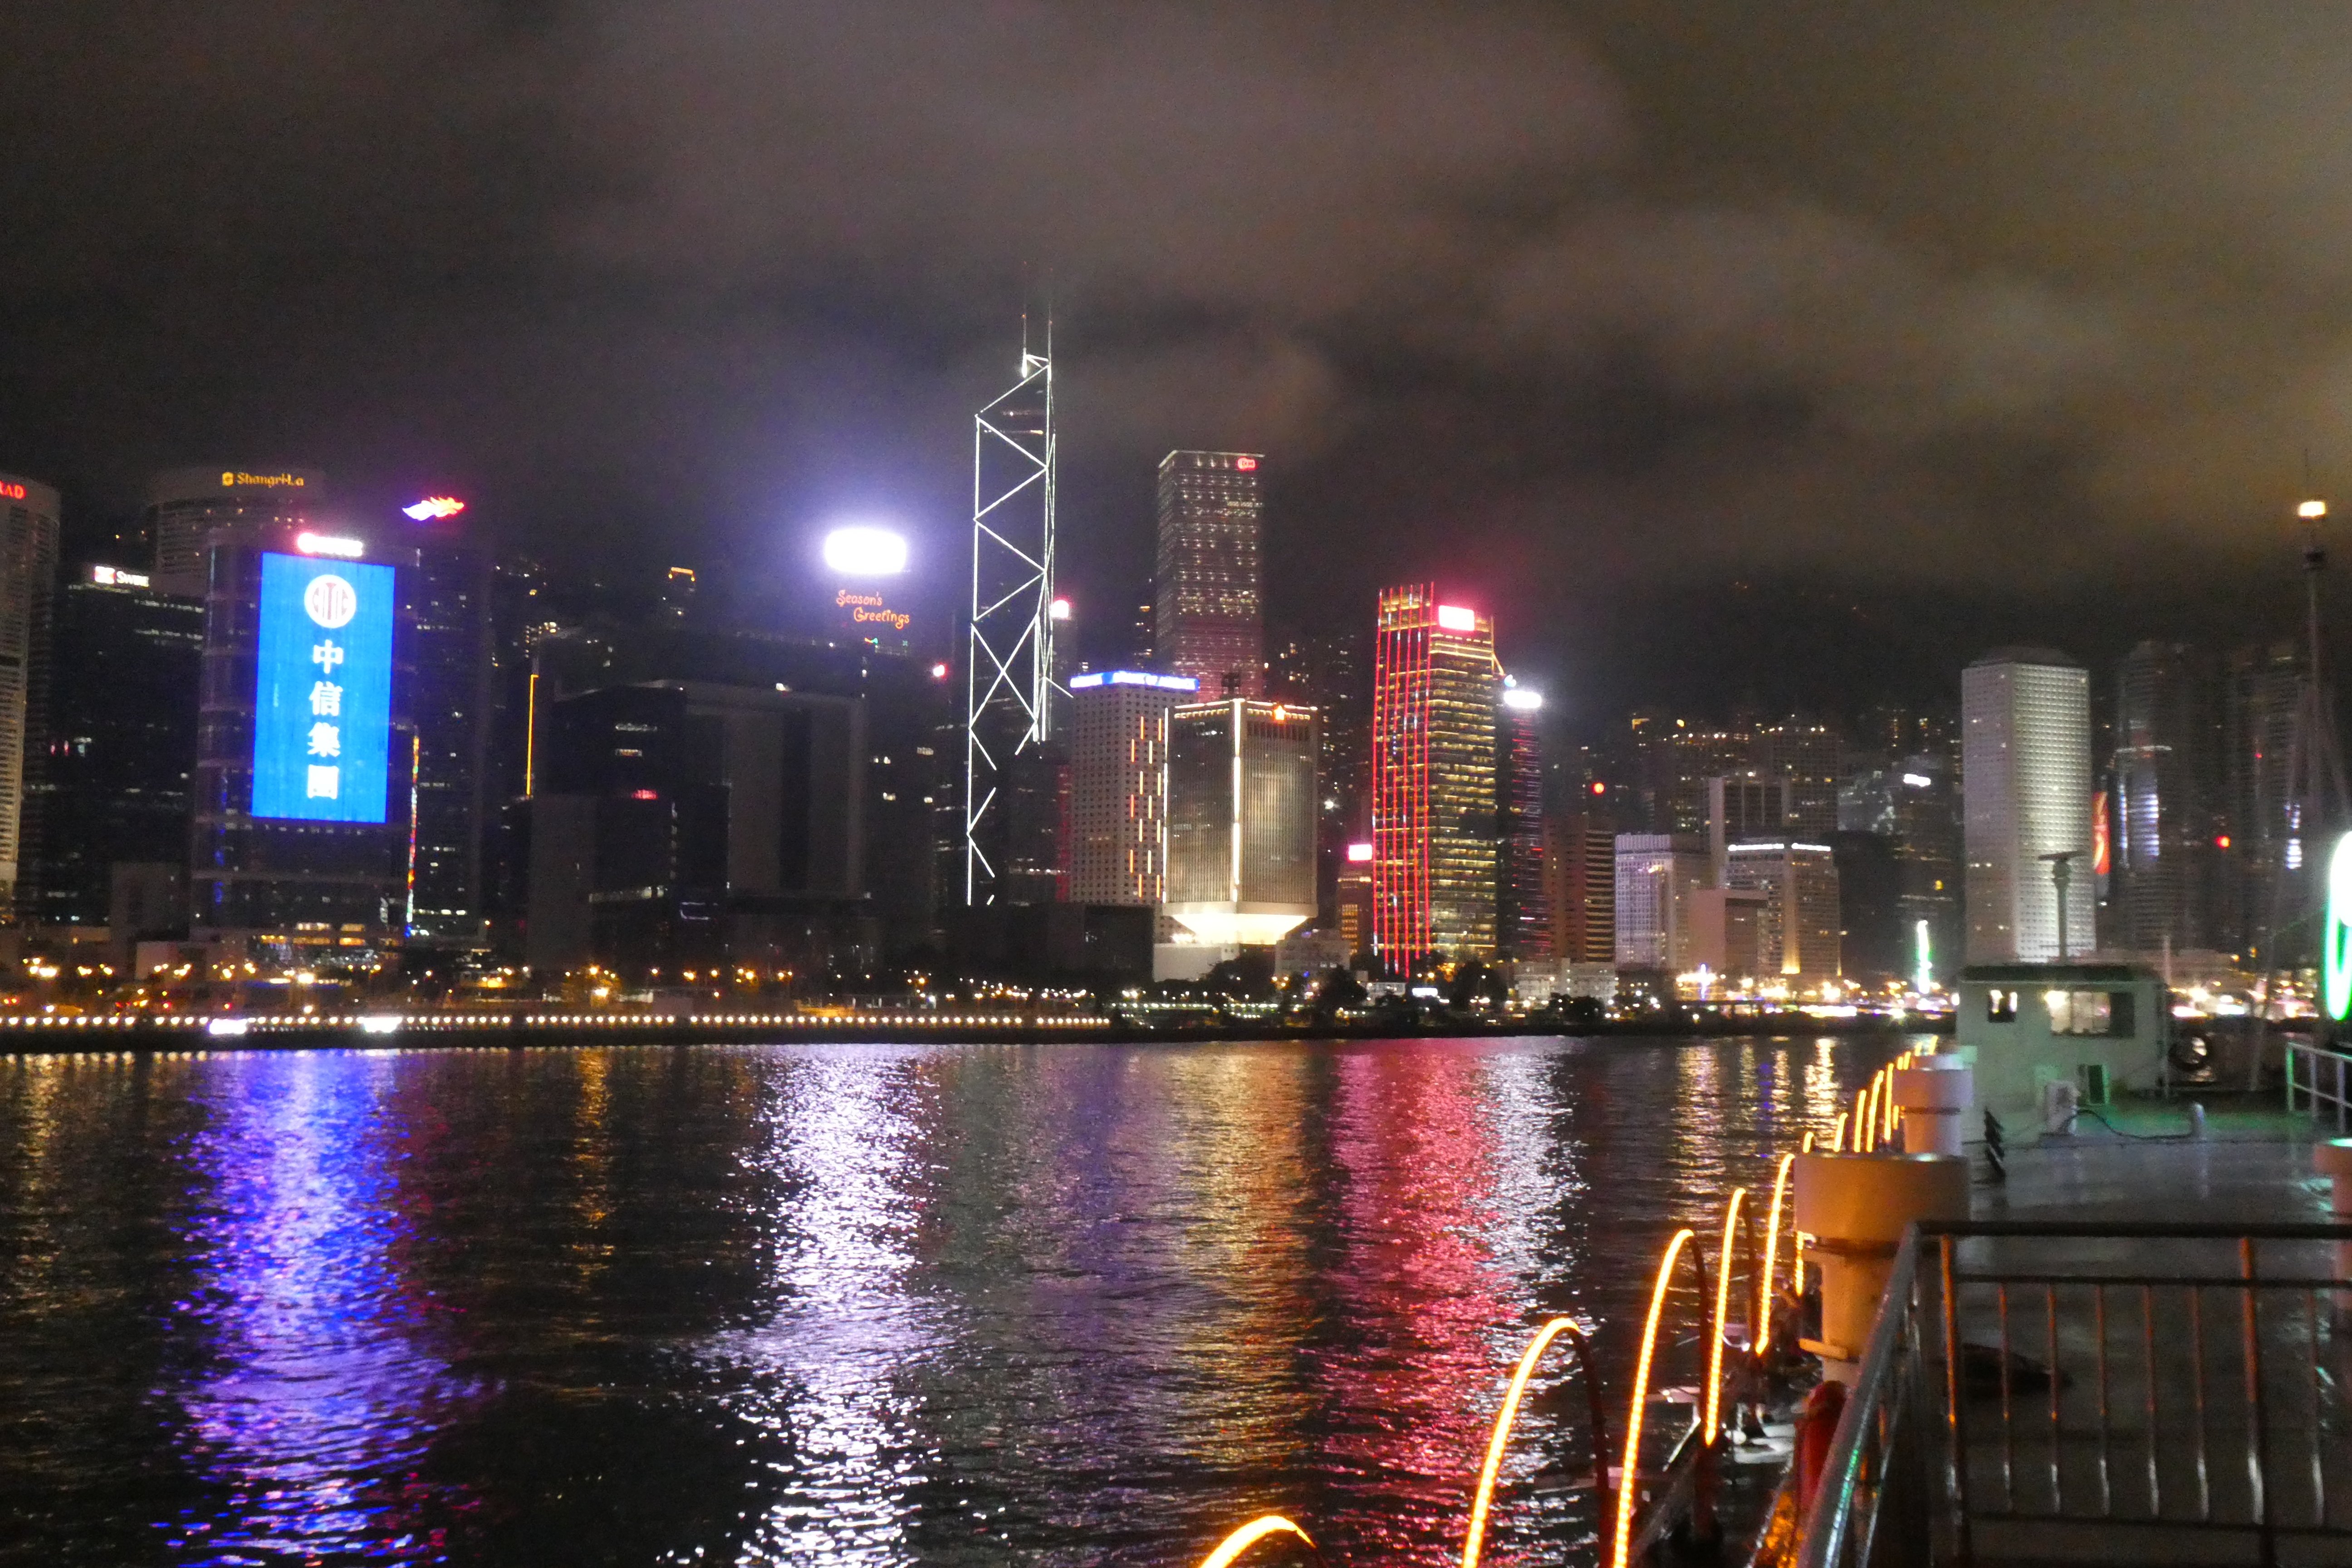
left=249, top=551, right=395, bottom=823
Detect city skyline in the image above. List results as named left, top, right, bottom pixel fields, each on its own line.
left=14, top=11, right=2352, bottom=725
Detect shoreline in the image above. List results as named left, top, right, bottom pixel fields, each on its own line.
left=0, top=1011, right=1953, bottom=1053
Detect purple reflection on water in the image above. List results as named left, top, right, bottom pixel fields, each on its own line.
left=163, top=1053, right=482, bottom=1563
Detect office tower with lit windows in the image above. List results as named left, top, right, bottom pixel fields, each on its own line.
left=1963, top=648, right=2094, bottom=962
left=1891, top=755, right=1962, bottom=984
left=1337, top=843, right=1374, bottom=958
left=402, top=528, right=494, bottom=945
left=1068, top=671, right=1197, bottom=907
left=1613, top=832, right=1707, bottom=970
left=1155, top=451, right=1264, bottom=696
left=1752, top=720, right=1842, bottom=839
left=1544, top=813, right=1616, bottom=964
left=1497, top=681, right=1549, bottom=960
left=0, top=474, right=59, bottom=921
left=2221, top=641, right=2303, bottom=962
left=32, top=563, right=203, bottom=929
left=145, top=468, right=326, bottom=598
left=191, top=522, right=415, bottom=951
left=1707, top=771, right=1791, bottom=879
left=1269, top=624, right=1371, bottom=924
left=1722, top=839, right=1841, bottom=983
left=1371, top=585, right=1499, bottom=967
left=2112, top=640, right=2220, bottom=956
left=1159, top=696, right=1318, bottom=975
left=1637, top=718, right=1754, bottom=835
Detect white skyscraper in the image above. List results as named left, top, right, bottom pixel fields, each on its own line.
left=1612, top=833, right=1709, bottom=970
left=1067, top=671, right=1197, bottom=906
left=1963, top=648, right=2094, bottom=962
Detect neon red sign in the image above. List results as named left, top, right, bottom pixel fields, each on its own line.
left=0, top=483, right=24, bottom=502
left=1235, top=456, right=1258, bottom=471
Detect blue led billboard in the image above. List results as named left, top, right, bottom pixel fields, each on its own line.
left=249, top=550, right=395, bottom=823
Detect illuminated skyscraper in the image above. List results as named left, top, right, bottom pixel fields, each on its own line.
left=2112, top=640, right=2219, bottom=956
left=1751, top=720, right=1842, bottom=839
left=1613, top=832, right=1707, bottom=970
left=0, top=472, right=60, bottom=919
left=1067, top=670, right=1197, bottom=907
left=1497, top=681, right=1549, bottom=960
left=1721, top=839, right=1841, bottom=982
left=1963, top=647, right=2094, bottom=962
left=1371, top=585, right=1499, bottom=967
left=145, top=467, right=325, bottom=597
left=1543, top=812, right=1615, bottom=963
left=32, top=564, right=202, bottom=929
left=191, top=523, right=414, bottom=951
left=1155, top=451, right=1264, bottom=696
left=403, top=526, right=494, bottom=945
left=2220, top=641, right=2303, bottom=961
left=1160, top=696, right=1317, bottom=975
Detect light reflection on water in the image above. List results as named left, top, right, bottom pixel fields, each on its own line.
left=0, top=1033, right=1916, bottom=1567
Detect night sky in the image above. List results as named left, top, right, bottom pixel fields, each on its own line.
left=6, top=3, right=2352, bottom=730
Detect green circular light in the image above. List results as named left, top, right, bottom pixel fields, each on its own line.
left=2325, top=832, right=2352, bottom=1022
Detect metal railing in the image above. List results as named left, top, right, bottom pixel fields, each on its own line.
left=1795, top=1220, right=2352, bottom=1568
left=2287, top=1038, right=2352, bottom=1131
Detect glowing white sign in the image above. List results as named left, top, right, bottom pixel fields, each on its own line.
left=822, top=526, right=908, bottom=576
left=294, top=533, right=364, bottom=559
left=1436, top=604, right=1476, bottom=632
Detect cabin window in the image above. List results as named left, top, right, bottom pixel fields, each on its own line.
left=2047, top=989, right=2130, bottom=1037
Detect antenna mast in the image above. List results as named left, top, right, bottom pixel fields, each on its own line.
left=964, top=326, right=1059, bottom=906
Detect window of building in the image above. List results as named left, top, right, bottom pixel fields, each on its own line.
left=1986, top=988, right=2018, bottom=1022
left=2046, top=989, right=2130, bottom=1037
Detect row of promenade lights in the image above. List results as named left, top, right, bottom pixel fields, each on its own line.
left=1196, top=1047, right=1972, bottom=1568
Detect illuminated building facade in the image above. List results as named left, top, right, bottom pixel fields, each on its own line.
left=146, top=467, right=325, bottom=598
left=1269, top=625, right=1370, bottom=926
left=2221, top=641, right=2304, bottom=962
left=1155, top=451, right=1264, bottom=696
left=1707, top=771, right=1790, bottom=881
left=1337, top=847, right=1373, bottom=957
left=1751, top=721, right=1842, bottom=840
left=402, top=529, right=494, bottom=945
left=1067, top=671, right=1196, bottom=907
left=0, top=472, right=58, bottom=921
left=1371, top=586, right=1498, bottom=966
left=1891, top=755, right=1961, bottom=984
left=1161, top=697, right=1317, bottom=971
left=1963, top=647, right=2094, bottom=962
left=1721, top=840, right=1841, bottom=982
left=529, top=622, right=947, bottom=962
left=31, top=564, right=202, bottom=928
left=191, top=525, right=415, bottom=949
left=1544, top=812, right=1616, bottom=964
left=1497, top=683, right=1549, bottom=960
left=1612, top=832, right=1706, bottom=970
left=2112, top=639, right=2219, bottom=956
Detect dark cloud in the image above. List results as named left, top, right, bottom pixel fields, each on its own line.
left=5, top=2, right=2352, bottom=719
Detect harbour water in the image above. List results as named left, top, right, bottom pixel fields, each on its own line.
left=0, top=1033, right=1917, bottom=1566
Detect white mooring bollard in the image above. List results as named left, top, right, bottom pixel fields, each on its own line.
left=1793, top=1152, right=1970, bottom=1386
left=1893, top=1054, right=1972, bottom=1156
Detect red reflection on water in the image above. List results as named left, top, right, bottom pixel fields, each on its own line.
left=1308, top=1045, right=1514, bottom=1565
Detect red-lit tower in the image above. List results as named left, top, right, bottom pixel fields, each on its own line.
left=1371, top=585, right=1499, bottom=970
